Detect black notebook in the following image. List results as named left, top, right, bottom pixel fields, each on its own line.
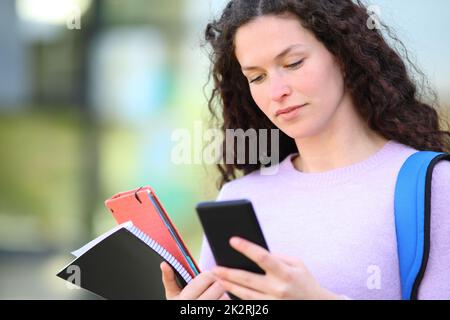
left=57, top=221, right=190, bottom=300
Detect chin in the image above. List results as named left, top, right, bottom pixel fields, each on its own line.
left=281, top=125, right=323, bottom=141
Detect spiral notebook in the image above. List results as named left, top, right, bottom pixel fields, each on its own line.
left=57, top=186, right=200, bottom=299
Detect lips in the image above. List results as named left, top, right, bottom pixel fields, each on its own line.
left=275, top=104, right=307, bottom=117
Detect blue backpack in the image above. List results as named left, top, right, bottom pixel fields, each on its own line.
left=394, top=150, right=450, bottom=300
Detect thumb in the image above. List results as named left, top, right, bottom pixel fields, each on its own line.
left=160, top=261, right=182, bottom=299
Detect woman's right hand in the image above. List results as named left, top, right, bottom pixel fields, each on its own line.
left=160, top=262, right=230, bottom=300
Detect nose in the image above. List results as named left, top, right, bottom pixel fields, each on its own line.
left=269, top=73, right=292, bottom=102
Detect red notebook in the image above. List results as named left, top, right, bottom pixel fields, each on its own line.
left=104, top=186, right=200, bottom=279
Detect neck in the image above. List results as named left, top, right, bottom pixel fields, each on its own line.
left=292, top=96, right=389, bottom=173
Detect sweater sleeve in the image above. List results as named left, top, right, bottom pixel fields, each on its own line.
left=418, top=160, right=450, bottom=299
left=198, top=235, right=216, bottom=272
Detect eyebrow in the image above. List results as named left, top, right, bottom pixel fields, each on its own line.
left=241, top=44, right=306, bottom=71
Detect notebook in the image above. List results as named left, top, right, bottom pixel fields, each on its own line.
left=57, top=185, right=200, bottom=299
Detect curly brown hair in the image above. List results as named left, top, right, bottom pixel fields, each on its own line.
left=202, top=0, right=450, bottom=189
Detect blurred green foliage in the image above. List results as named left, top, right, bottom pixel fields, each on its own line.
left=0, top=109, right=82, bottom=217
left=0, top=108, right=85, bottom=247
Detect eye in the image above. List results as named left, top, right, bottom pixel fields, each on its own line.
left=249, top=75, right=264, bottom=84
left=286, top=60, right=304, bottom=69
left=248, top=59, right=304, bottom=84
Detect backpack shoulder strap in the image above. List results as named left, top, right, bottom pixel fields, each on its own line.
left=394, top=150, right=450, bottom=300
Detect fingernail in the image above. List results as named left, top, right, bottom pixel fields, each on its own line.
left=230, top=237, right=240, bottom=246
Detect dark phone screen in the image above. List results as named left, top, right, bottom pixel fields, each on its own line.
left=196, top=199, right=269, bottom=276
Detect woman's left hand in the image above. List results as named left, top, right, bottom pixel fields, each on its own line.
left=211, top=237, right=344, bottom=300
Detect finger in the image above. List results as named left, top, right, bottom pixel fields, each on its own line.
left=230, top=237, right=286, bottom=275
left=212, top=266, right=267, bottom=293
left=219, top=279, right=272, bottom=300
left=219, top=292, right=231, bottom=300
left=272, top=252, right=303, bottom=267
left=161, top=262, right=182, bottom=299
left=178, top=271, right=217, bottom=300
left=198, top=281, right=226, bottom=300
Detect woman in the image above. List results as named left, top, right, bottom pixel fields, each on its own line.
left=161, top=0, right=450, bottom=299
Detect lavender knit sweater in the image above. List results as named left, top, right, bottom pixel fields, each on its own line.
left=198, top=140, right=450, bottom=299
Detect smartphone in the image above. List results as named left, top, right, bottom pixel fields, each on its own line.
left=196, top=199, right=269, bottom=275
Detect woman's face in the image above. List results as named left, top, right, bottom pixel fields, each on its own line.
left=234, top=14, right=348, bottom=139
